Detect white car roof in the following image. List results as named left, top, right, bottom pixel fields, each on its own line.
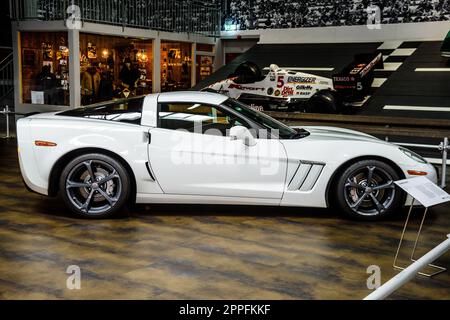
left=156, top=91, right=229, bottom=105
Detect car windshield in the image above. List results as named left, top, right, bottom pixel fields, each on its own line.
left=222, top=98, right=308, bottom=139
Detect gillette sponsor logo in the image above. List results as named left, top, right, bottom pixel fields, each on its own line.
left=295, top=85, right=313, bottom=90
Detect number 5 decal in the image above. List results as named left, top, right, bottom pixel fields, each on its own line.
left=277, top=76, right=284, bottom=88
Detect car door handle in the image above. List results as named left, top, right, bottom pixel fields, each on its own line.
left=144, top=131, right=151, bottom=144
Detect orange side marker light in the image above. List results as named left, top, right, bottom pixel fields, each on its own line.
left=35, top=140, right=57, bottom=147
left=407, top=170, right=428, bottom=176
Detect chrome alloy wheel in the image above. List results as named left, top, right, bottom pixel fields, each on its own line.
left=344, top=165, right=396, bottom=216
left=65, top=160, right=122, bottom=216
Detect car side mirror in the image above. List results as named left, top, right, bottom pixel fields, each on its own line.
left=229, top=126, right=257, bottom=146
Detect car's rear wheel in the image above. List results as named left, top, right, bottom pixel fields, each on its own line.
left=59, top=153, right=130, bottom=218
left=309, top=90, right=341, bottom=114
left=335, top=160, right=404, bottom=220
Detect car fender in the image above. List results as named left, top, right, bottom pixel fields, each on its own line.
left=279, top=138, right=426, bottom=207
left=19, top=117, right=163, bottom=196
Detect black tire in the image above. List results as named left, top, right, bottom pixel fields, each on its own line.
left=309, top=90, right=341, bottom=114
left=59, top=153, right=130, bottom=218
left=334, top=160, right=404, bottom=220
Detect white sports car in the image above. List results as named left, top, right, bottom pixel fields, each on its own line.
left=17, top=91, right=437, bottom=220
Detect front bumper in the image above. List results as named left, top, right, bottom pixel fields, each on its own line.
left=404, top=162, right=438, bottom=183
left=421, top=163, right=438, bottom=184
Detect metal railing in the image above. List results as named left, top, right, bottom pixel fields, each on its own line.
left=0, top=106, right=13, bottom=138
left=10, top=0, right=221, bottom=37
left=0, top=53, right=13, bottom=104
left=0, top=106, right=26, bottom=138
left=364, top=234, right=450, bottom=300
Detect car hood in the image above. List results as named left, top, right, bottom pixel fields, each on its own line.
left=295, top=126, right=388, bottom=143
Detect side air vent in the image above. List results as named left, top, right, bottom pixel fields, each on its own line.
left=287, top=161, right=325, bottom=192
left=145, top=162, right=156, bottom=182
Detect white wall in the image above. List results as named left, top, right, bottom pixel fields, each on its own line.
left=221, top=21, right=450, bottom=44
left=222, top=38, right=259, bottom=63
left=223, top=39, right=259, bottom=53
left=212, top=38, right=259, bottom=70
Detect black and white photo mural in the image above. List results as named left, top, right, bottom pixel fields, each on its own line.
left=222, top=0, right=450, bottom=30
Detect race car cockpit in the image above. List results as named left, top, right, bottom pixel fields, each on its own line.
left=228, top=61, right=266, bottom=84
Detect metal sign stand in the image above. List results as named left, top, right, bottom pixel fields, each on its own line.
left=393, top=198, right=447, bottom=277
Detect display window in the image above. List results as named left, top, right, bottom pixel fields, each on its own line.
left=20, top=32, right=70, bottom=106
left=160, top=41, right=192, bottom=92
left=79, top=33, right=153, bottom=106
left=196, top=55, right=214, bottom=83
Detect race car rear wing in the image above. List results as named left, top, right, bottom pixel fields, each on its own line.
left=332, top=53, right=383, bottom=100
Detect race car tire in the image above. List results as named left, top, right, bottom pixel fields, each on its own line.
left=309, top=90, right=341, bottom=114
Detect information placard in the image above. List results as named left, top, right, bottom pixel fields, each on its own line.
left=395, top=176, right=450, bottom=208
left=31, top=91, right=44, bottom=104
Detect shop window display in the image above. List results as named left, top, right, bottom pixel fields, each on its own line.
left=79, top=33, right=153, bottom=106
left=20, top=32, right=70, bottom=106
left=161, top=41, right=192, bottom=92
left=196, top=55, right=214, bottom=83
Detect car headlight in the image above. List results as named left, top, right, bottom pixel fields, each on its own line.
left=399, top=147, right=427, bottom=164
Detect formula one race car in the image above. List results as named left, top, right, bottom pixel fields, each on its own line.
left=204, top=53, right=383, bottom=113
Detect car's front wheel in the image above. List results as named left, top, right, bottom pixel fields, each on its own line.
left=59, top=153, right=130, bottom=218
left=335, top=160, right=404, bottom=220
